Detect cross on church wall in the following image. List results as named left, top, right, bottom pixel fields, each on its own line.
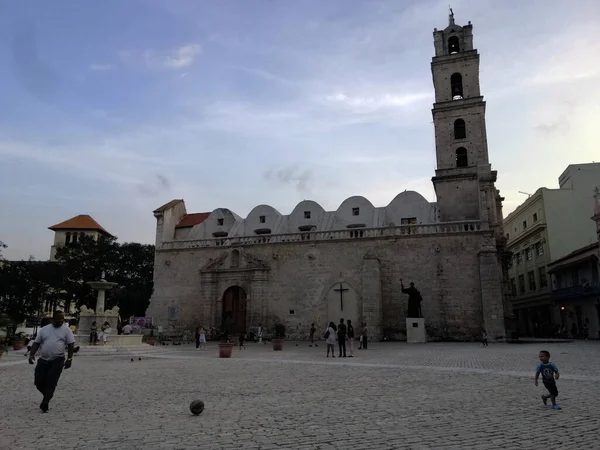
left=334, top=283, right=349, bottom=311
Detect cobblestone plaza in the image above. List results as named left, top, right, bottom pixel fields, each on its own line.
left=1, top=342, right=598, bottom=449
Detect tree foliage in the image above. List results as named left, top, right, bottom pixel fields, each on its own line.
left=0, top=260, right=64, bottom=337
left=54, top=235, right=154, bottom=318
left=0, top=240, right=6, bottom=260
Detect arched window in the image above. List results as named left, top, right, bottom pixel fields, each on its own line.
left=79, top=232, right=85, bottom=241
left=231, top=249, right=240, bottom=268
left=450, top=73, right=463, bottom=99
left=65, top=232, right=71, bottom=245
left=72, top=233, right=78, bottom=244
left=456, top=147, right=468, bottom=167
left=454, top=119, right=466, bottom=139
left=448, top=36, right=460, bottom=54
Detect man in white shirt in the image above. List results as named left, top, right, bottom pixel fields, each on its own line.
left=121, top=323, right=132, bottom=335
left=28, top=310, right=75, bottom=412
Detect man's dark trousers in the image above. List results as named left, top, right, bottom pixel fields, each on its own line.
left=34, top=357, right=65, bottom=405
left=338, top=338, right=346, bottom=357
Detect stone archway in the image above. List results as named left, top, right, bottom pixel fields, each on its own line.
left=326, top=282, right=359, bottom=326
left=222, top=286, right=247, bottom=334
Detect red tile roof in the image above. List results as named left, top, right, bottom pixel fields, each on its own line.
left=48, top=215, right=112, bottom=236
left=176, top=213, right=211, bottom=228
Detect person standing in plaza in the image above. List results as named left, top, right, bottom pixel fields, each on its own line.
left=325, top=322, right=337, bottom=357
left=198, top=327, right=207, bottom=350
left=90, top=321, right=98, bottom=345
left=28, top=310, right=75, bottom=413
left=195, top=326, right=201, bottom=350
left=535, top=350, right=561, bottom=410
left=361, top=323, right=368, bottom=350
left=346, top=319, right=355, bottom=357
left=309, top=323, right=316, bottom=347
left=337, top=318, right=347, bottom=357
left=257, top=323, right=263, bottom=344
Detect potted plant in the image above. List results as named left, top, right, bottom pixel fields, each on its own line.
left=272, top=323, right=285, bottom=350
left=0, top=337, right=7, bottom=360
left=218, top=329, right=234, bottom=358
left=145, top=327, right=156, bottom=346
left=12, top=332, right=27, bottom=351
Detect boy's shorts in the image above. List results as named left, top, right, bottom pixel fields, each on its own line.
left=543, top=379, right=558, bottom=397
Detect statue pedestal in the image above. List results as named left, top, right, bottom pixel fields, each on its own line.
left=406, top=318, right=426, bottom=343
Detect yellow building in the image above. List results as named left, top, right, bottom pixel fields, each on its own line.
left=505, top=164, right=600, bottom=337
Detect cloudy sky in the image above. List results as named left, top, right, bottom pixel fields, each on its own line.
left=1, top=0, right=599, bottom=260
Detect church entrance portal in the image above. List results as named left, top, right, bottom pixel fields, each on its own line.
left=222, top=286, right=247, bottom=334
left=326, top=282, right=359, bottom=325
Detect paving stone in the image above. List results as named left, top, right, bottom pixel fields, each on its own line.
left=0, top=341, right=598, bottom=449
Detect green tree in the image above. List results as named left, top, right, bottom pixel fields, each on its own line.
left=0, top=261, right=43, bottom=337
left=54, top=235, right=154, bottom=319
left=0, top=240, right=6, bottom=260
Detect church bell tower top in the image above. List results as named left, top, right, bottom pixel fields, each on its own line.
left=433, top=9, right=474, bottom=57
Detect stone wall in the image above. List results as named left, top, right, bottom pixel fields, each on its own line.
left=147, top=231, right=506, bottom=342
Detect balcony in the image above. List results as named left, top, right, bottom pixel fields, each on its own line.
left=159, top=220, right=486, bottom=251
left=551, top=282, right=600, bottom=301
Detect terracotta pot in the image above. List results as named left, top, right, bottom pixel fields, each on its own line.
left=272, top=339, right=284, bottom=351
left=12, top=340, right=25, bottom=351
left=218, top=343, right=234, bottom=358
left=146, top=337, right=156, bottom=346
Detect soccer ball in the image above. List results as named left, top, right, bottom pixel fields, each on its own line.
left=190, top=399, right=205, bottom=416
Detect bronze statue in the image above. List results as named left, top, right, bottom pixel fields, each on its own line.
left=401, top=279, right=422, bottom=318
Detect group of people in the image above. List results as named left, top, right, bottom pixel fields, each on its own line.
left=319, top=319, right=368, bottom=357
left=89, top=321, right=113, bottom=345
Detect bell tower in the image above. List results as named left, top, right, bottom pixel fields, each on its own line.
left=431, top=10, right=498, bottom=224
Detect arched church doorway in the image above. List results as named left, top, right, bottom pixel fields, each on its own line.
left=222, top=286, right=247, bottom=334
left=326, top=282, right=359, bottom=326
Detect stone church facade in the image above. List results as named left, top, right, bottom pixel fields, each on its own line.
left=147, top=13, right=512, bottom=341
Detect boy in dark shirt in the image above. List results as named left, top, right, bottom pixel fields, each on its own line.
left=535, top=350, right=561, bottom=410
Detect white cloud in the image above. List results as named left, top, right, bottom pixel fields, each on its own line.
left=89, top=64, right=116, bottom=71
left=119, top=43, right=202, bottom=70
left=162, top=44, right=202, bottom=68
left=322, top=92, right=430, bottom=114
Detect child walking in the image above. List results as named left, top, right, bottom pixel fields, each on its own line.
left=535, top=350, right=561, bottom=410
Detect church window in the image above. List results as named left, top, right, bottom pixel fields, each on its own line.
left=533, top=213, right=538, bottom=222
left=72, top=233, right=78, bottom=244
left=450, top=73, right=463, bottom=99
left=167, top=306, right=178, bottom=321
left=65, top=232, right=71, bottom=245
left=352, top=207, right=360, bottom=216
left=448, top=36, right=460, bottom=54
left=456, top=147, right=468, bottom=167
left=259, top=215, right=266, bottom=223
left=217, top=218, right=224, bottom=226
left=400, top=218, right=417, bottom=225
left=231, top=249, right=240, bottom=268
left=522, top=220, right=527, bottom=230
left=453, top=119, right=466, bottom=139
left=526, top=247, right=533, bottom=261
left=304, top=211, right=311, bottom=219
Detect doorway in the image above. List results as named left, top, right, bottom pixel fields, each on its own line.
left=222, top=286, right=247, bottom=334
